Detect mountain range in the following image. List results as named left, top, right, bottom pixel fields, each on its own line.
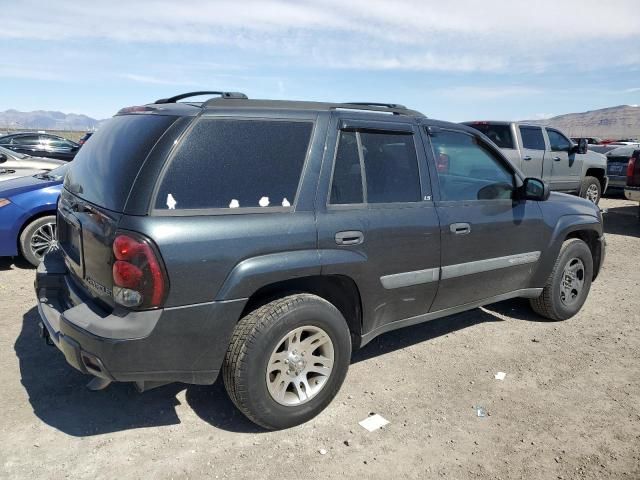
left=0, top=104, right=639, bottom=139
left=0, top=109, right=104, bottom=132
left=524, top=105, right=640, bottom=139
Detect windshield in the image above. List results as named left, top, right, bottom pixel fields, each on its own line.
left=0, top=145, right=25, bottom=159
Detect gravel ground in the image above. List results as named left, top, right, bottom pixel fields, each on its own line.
left=1, top=196, right=639, bottom=480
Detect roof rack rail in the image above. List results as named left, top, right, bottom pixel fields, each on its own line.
left=154, top=91, right=248, bottom=104
left=345, top=102, right=408, bottom=109
left=336, top=102, right=424, bottom=117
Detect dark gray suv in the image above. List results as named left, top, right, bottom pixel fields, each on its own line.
left=35, top=92, right=605, bottom=429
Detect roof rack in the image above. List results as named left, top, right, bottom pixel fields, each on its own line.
left=154, top=91, right=248, bottom=104
left=346, top=102, right=408, bottom=109
left=336, top=102, right=424, bottom=117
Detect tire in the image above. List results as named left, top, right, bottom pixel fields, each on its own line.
left=223, top=294, right=351, bottom=430
left=19, top=215, right=57, bottom=267
left=529, top=238, right=593, bottom=321
left=579, top=176, right=601, bottom=204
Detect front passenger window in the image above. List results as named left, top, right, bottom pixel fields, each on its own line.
left=429, top=130, right=514, bottom=201
left=547, top=129, right=571, bottom=152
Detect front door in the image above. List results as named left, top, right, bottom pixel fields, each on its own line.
left=316, top=115, right=441, bottom=335
left=545, top=128, right=582, bottom=192
left=424, top=126, right=549, bottom=311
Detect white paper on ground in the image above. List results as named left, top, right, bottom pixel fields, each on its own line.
left=495, top=371, right=506, bottom=380
left=359, top=414, right=389, bottom=432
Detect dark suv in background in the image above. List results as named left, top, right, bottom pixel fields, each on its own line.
left=36, top=92, right=605, bottom=429
left=0, top=133, right=79, bottom=161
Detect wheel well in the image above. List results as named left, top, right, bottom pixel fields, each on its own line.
left=242, top=275, right=363, bottom=348
left=16, top=210, right=56, bottom=253
left=585, top=168, right=606, bottom=191
left=565, top=229, right=602, bottom=280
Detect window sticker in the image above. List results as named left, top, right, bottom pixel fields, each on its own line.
left=166, top=193, right=177, bottom=209
left=259, top=196, right=270, bottom=207
left=229, top=199, right=240, bottom=208
left=282, top=197, right=291, bottom=207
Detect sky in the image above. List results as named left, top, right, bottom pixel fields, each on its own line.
left=1, top=0, right=639, bottom=122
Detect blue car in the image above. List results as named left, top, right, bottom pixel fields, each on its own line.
left=0, top=164, right=67, bottom=266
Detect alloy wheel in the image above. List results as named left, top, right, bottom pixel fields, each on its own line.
left=560, top=257, right=585, bottom=307
left=30, top=221, right=58, bottom=261
left=266, top=325, right=335, bottom=406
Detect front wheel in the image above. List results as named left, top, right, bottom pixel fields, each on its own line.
left=223, top=294, right=351, bottom=430
left=529, top=238, right=593, bottom=320
left=19, top=215, right=58, bottom=267
left=579, top=176, right=601, bottom=204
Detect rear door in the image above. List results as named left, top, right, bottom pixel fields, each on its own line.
left=518, top=125, right=546, bottom=178
left=545, top=128, right=582, bottom=191
left=315, top=114, right=441, bottom=334
left=424, top=125, right=548, bottom=311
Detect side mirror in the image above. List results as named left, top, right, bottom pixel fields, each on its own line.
left=0, top=153, right=6, bottom=163
left=572, top=138, right=588, bottom=154
left=521, top=177, right=550, bottom=201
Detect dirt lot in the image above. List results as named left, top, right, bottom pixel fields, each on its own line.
left=1, top=196, right=639, bottom=480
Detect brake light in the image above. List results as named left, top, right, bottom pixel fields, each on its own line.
left=628, top=152, right=640, bottom=186
left=112, top=232, right=168, bottom=309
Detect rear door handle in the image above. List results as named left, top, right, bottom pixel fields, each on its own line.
left=450, top=223, right=471, bottom=235
left=523, top=155, right=532, bottom=161
left=335, top=230, right=364, bottom=246
left=553, top=156, right=561, bottom=161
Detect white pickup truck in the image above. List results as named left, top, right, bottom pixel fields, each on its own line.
left=464, top=121, right=608, bottom=204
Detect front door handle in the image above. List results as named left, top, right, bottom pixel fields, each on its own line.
left=335, top=230, right=364, bottom=245
left=553, top=156, right=561, bottom=161
left=523, top=155, right=532, bottom=161
left=450, top=223, right=471, bottom=235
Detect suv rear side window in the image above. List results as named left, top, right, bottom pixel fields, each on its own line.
left=329, top=130, right=421, bottom=204
left=155, top=119, right=313, bottom=210
left=466, top=123, right=514, bottom=149
left=65, top=115, right=177, bottom=211
left=519, top=126, right=545, bottom=150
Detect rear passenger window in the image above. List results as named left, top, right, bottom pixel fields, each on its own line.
left=360, top=132, right=421, bottom=203
left=329, top=130, right=421, bottom=205
left=330, top=131, right=363, bottom=204
left=520, top=126, right=545, bottom=150
left=155, top=119, right=313, bottom=210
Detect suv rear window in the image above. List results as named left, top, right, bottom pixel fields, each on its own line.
left=154, top=119, right=313, bottom=211
left=466, top=123, right=514, bottom=149
left=64, top=115, right=176, bottom=211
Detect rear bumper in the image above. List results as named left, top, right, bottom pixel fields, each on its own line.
left=35, top=251, right=246, bottom=385
left=624, top=186, right=640, bottom=202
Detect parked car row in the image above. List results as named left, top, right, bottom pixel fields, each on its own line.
left=24, top=91, right=607, bottom=430
left=0, top=132, right=86, bottom=161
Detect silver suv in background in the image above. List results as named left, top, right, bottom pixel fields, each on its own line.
left=0, top=145, right=64, bottom=182
left=464, top=121, right=608, bottom=204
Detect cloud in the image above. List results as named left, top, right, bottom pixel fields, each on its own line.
left=437, top=86, right=544, bottom=100
left=1, top=0, right=639, bottom=74
left=118, top=73, right=200, bottom=86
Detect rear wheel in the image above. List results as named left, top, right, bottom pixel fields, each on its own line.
left=223, top=294, right=351, bottom=430
left=19, top=215, right=57, bottom=267
left=529, top=238, right=593, bottom=320
left=579, top=176, right=601, bottom=204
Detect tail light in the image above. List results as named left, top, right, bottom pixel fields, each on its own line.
left=112, top=232, right=168, bottom=309
left=627, top=151, right=640, bottom=186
